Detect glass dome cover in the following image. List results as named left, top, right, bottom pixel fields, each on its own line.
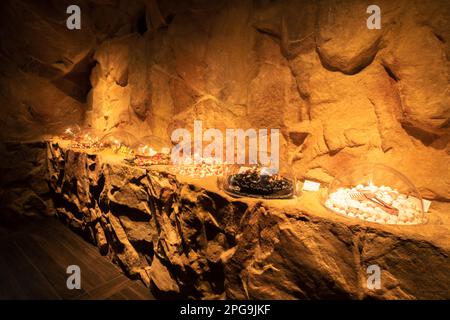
left=99, top=130, right=137, bottom=155
left=323, top=163, right=426, bottom=225
left=60, top=125, right=102, bottom=150
left=169, top=139, right=227, bottom=178
left=219, top=131, right=297, bottom=199
left=222, top=164, right=296, bottom=199
left=62, top=124, right=81, bottom=139
left=131, top=135, right=171, bottom=166
left=100, top=130, right=137, bottom=147
left=69, top=127, right=102, bottom=149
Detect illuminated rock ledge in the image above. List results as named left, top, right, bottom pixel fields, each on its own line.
left=43, top=140, right=449, bottom=299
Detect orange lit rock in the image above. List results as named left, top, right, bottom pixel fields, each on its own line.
left=0, top=0, right=448, bottom=300
left=43, top=141, right=450, bottom=299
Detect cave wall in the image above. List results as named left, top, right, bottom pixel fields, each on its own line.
left=0, top=1, right=449, bottom=199
left=44, top=141, right=450, bottom=299
left=0, top=0, right=448, bottom=300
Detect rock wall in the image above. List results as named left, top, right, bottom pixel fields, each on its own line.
left=1, top=0, right=448, bottom=203
left=0, top=142, right=53, bottom=222
left=46, top=141, right=450, bottom=299
left=0, top=0, right=146, bottom=140
left=0, top=0, right=448, bottom=300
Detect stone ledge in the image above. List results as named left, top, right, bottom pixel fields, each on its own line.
left=46, top=140, right=450, bottom=299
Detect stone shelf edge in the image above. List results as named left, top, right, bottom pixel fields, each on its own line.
left=45, top=140, right=450, bottom=299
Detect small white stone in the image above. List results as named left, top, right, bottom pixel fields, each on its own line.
left=400, top=215, right=409, bottom=222
left=347, top=199, right=360, bottom=208
left=368, top=201, right=377, bottom=208
left=381, top=194, right=393, bottom=205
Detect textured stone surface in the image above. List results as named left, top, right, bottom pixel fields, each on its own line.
left=0, top=0, right=145, bottom=140
left=0, top=142, right=53, bottom=221
left=45, top=141, right=450, bottom=299
left=0, top=0, right=449, bottom=299
left=0, top=0, right=448, bottom=203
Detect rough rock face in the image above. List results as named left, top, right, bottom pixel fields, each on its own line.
left=85, top=0, right=450, bottom=202
left=0, top=0, right=448, bottom=299
left=0, top=142, right=53, bottom=221
left=45, top=141, right=450, bottom=299
left=1, top=0, right=447, bottom=203
left=0, top=0, right=146, bottom=140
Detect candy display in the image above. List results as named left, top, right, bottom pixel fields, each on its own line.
left=322, top=164, right=426, bottom=225
left=170, top=157, right=226, bottom=178
left=112, top=144, right=134, bottom=155
left=62, top=125, right=81, bottom=139
left=134, top=153, right=170, bottom=166
left=62, top=126, right=102, bottom=150
left=325, top=184, right=423, bottom=225
left=99, top=130, right=137, bottom=155
left=130, top=136, right=172, bottom=166
left=71, top=133, right=102, bottom=149
left=223, top=166, right=294, bottom=199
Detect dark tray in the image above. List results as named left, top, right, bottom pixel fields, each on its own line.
left=223, top=174, right=294, bottom=199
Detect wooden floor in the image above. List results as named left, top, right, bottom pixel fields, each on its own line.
left=0, top=217, right=154, bottom=300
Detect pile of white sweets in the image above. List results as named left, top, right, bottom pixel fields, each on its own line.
left=171, top=157, right=226, bottom=178
left=325, top=184, right=424, bottom=225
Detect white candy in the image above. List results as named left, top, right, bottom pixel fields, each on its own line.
left=327, top=183, right=423, bottom=225
left=380, top=194, right=393, bottom=204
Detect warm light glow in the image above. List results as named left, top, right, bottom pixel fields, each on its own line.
left=326, top=183, right=423, bottom=225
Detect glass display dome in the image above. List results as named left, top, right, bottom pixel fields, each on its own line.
left=169, top=140, right=227, bottom=178
left=218, top=131, right=297, bottom=199
left=221, top=164, right=296, bottom=199
left=69, top=127, right=102, bottom=150
left=131, top=135, right=171, bottom=166
left=99, top=130, right=137, bottom=155
left=62, top=124, right=81, bottom=139
left=323, top=163, right=426, bottom=225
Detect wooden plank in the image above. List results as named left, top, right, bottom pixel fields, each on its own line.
left=127, top=281, right=154, bottom=300
left=106, top=291, right=128, bottom=300
left=117, top=286, right=142, bottom=300
left=73, top=292, right=91, bottom=300
left=0, top=241, right=60, bottom=300
left=0, top=219, right=40, bottom=241
left=26, top=232, right=105, bottom=292
left=38, top=219, right=122, bottom=282
left=29, top=220, right=124, bottom=290
left=83, top=274, right=132, bottom=300
left=0, top=218, right=155, bottom=300
left=14, top=235, right=86, bottom=299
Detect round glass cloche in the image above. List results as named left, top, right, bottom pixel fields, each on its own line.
left=68, top=127, right=102, bottom=150
left=323, top=164, right=426, bottom=225
left=221, top=164, right=296, bottom=199
left=62, top=125, right=81, bottom=139
left=131, top=135, right=171, bottom=166
left=99, top=130, right=137, bottom=155
left=169, top=139, right=227, bottom=178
